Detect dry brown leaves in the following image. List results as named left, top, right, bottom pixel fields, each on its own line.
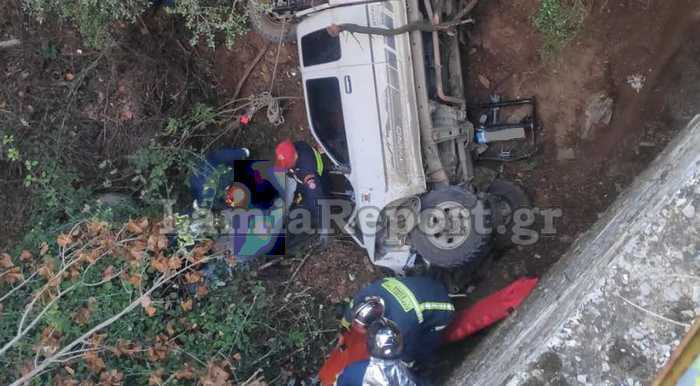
left=127, top=218, right=149, bottom=235
left=89, top=333, right=106, bottom=348
left=125, top=272, right=142, bottom=287
left=1, top=266, right=23, bottom=285
left=146, top=334, right=174, bottom=362
left=0, top=253, right=22, bottom=285
left=110, top=339, right=142, bottom=358
left=86, top=221, right=106, bottom=238
left=37, top=260, right=56, bottom=280
left=201, top=361, right=231, bottom=386
left=184, top=271, right=203, bottom=284
left=54, top=373, right=80, bottom=386
left=188, top=241, right=213, bottom=264
left=151, top=256, right=169, bottom=274
left=180, top=298, right=193, bottom=312
left=56, top=234, right=73, bottom=248
left=126, top=240, right=147, bottom=262
left=147, top=234, right=168, bottom=253
left=83, top=351, right=106, bottom=373
left=0, top=253, right=13, bottom=268
left=67, top=265, right=81, bottom=281
left=174, top=362, right=196, bottom=380
left=167, top=255, right=182, bottom=271
left=99, top=369, right=124, bottom=385
left=78, top=250, right=100, bottom=265
left=141, top=295, right=157, bottom=317
left=195, top=284, right=209, bottom=299
left=148, top=368, right=165, bottom=385
left=33, top=327, right=62, bottom=357
left=73, top=306, right=92, bottom=326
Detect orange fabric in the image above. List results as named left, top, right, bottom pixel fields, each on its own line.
left=442, top=277, right=539, bottom=344
left=319, top=329, right=370, bottom=386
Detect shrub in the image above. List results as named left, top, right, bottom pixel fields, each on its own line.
left=0, top=219, right=333, bottom=385
left=21, top=0, right=248, bottom=48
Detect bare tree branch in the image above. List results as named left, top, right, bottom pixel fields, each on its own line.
left=0, top=272, right=39, bottom=304
left=8, top=255, right=218, bottom=386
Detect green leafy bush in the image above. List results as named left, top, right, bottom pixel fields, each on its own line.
left=22, top=0, right=248, bottom=48
left=127, top=144, right=198, bottom=208
left=533, top=0, right=587, bottom=57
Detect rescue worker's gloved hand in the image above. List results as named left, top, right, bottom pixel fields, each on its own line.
left=334, top=300, right=349, bottom=322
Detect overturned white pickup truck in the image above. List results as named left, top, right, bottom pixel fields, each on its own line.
left=250, top=0, right=535, bottom=274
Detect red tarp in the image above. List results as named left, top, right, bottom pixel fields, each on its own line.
left=319, top=328, right=369, bottom=386
left=442, top=277, right=539, bottom=344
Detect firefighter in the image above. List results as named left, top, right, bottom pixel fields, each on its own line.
left=341, top=276, right=455, bottom=365
left=336, top=319, right=421, bottom=386
left=274, top=139, right=328, bottom=229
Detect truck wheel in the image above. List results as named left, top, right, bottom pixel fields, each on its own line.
left=410, top=186, right=492, bottom=269
left=487, top=179, right=531, bottom=250
left=247, top=0, right=296, bottom=43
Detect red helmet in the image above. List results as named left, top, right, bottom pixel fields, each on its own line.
left=275, top=139, right=297, bottom=169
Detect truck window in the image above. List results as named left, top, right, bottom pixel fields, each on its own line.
left=306, top=78, right=350, bottom=167
left=301, top=29, right=341, bottom=67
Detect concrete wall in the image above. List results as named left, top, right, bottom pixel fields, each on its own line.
left=447, top=116, right=700, bottom=386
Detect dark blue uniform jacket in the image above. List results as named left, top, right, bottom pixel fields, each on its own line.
left=343, top=277, right=455, bottom=364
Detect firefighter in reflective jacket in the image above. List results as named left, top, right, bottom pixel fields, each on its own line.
left=275, top=139, right=327, bottom=227
left=342, top=277, right=455, bottom=364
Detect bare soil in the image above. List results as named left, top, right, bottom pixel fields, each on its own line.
left=462, top=0, right=699, bottom=296
left=206, top=31, right=311, bottom=159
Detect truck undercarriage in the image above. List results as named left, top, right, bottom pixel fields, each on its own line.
left=254, top=0, right=537, bottom=273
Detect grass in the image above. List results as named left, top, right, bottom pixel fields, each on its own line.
left=533, top=0, right=588, bottom=58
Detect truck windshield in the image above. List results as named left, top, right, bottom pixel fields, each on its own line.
left=301, top=29, right=341, bottom=67
left=305, top=77, right=350, bottom=167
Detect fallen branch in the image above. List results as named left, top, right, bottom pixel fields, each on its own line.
left=0, top=39, right=21, bottom=50
left=283, top=250, right=312, bottom=293
left=257, top=257, right=283, bottom=272
left=233, top=43, right=270, bottom=102
left=328, top=18, right=473, bottom=36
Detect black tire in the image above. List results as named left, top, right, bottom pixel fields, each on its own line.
left=410, top=186, right=492, bottom=269
left=487, top=179, right=532, bottom=250
left=248, top=0, right=297, bottom=43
